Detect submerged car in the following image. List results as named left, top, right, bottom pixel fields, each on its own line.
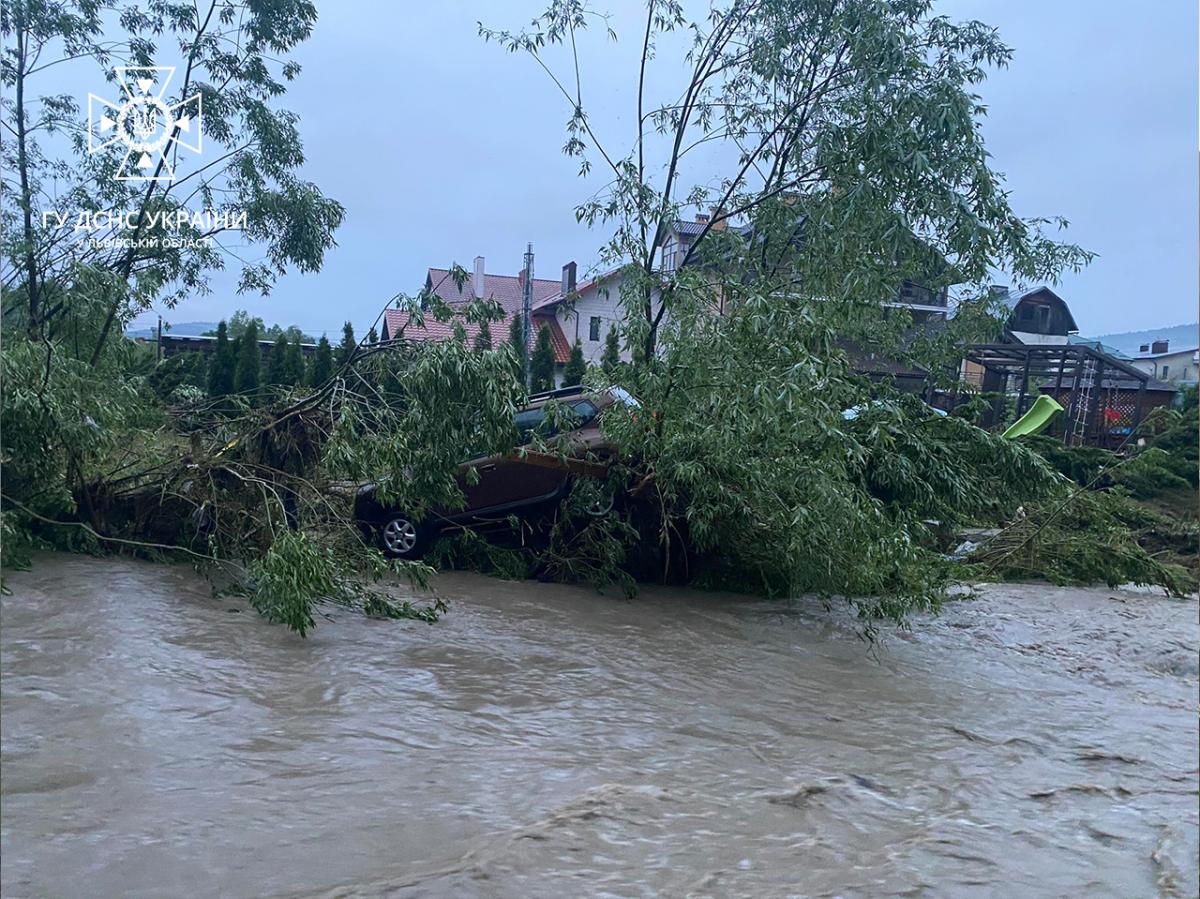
left=355, top=385, right=638, bottom=558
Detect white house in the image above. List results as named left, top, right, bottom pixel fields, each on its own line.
left=1131, top=339, right=1199, bottom=387
left=533, top=262, right=633, bottom=366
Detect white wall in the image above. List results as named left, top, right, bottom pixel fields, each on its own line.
left=1132, top=350, right=1200, bottom=385
left=553, top=273, right=632, bottom=365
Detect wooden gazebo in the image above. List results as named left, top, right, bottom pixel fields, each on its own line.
left=961, top=343, right=1175, bottom=448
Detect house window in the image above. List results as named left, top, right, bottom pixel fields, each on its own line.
left=589, top=316, right=601, bottom=341
left=1161, top=365, right=1169, bottom=378
left=662, top=238, right=676, bottom=272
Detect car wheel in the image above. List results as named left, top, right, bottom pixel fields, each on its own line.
left=583, top=482, right=616, bottom=517
left=379, top=515, right=426, bottom=559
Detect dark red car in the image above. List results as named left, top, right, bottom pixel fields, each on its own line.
left=355, top=385, right=637, bottom=558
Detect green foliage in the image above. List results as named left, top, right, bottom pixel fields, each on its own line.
left=562, top=338, right=586, bottom=386
left=968, top=489, right=1192, bottom=597
left=592, top=282, right=1068, bottom=621
left=483, top=0, right=1091, bottom=363
left=323, top=327, right=525, bottom=519
left=234, top=321, right=261, bottom=399
left=1, top=313, right=166, bottom=546
left=3, top=2, right=343, bottom=356
left=266, top=334, right=290, bottom=387
left=426, top=529, right=531, bottom=581
left=307, top=335, right=333, bottom=387
left=508, top=313, right=528, bottom=382
left=336, top=321, right=357, bottom=368
left=601, top=325, right=621, bottom=379
left=473, top=319, right=493, bottom=352
left=284, top=334, right=307, bottom=386
left=207, top=310, right=315, bottom=345
left=530, top=323, right=556, bottom=392
left=206, top=321, right=235, bottom=397
left=148, top=351, right=207, bottom=401
left=245, top=531, right=445, bottom=638
left=540, top=480, right=638, bottom=597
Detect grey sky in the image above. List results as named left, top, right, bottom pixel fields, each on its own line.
left=134, top=0, right=1198, bottom=339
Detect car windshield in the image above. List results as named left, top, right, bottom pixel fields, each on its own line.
left=515, top=399, right=598, bottom=443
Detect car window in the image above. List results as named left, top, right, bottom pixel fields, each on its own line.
left=514, top=400, right=598, bottom=444
left=514, top=407, right=546, bottom=443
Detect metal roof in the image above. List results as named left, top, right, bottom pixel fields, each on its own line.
left=998, top=285, right=1079, bottom=333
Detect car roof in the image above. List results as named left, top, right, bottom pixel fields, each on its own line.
left=521, top=385, right=639, bottom=412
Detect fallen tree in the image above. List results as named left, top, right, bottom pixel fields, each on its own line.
left=3, top=0, right=1191, bottom=638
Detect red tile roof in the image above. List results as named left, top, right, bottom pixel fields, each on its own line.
left=426, top=267, right=560, bottom=312
left=538, top=315, right=572, bottom=362
left=381, top=266, right=573, bottom=364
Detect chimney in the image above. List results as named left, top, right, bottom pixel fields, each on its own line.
left=561, top=261, right=577, bottom=296
left=473, top=256, right=485, bottom=299
left=695, top=213, right=709, bottom=224
left=710, top=209, right=727, bottom=232
left=1139, top=343, right=1151, bottom=353
left=1151, top=339, right=1169, bottom=354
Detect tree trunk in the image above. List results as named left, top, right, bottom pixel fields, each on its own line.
left=13, top=12, right=41, bottom=340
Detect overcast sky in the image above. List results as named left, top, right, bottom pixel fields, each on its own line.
left=129, top=0, right=1197, bottom=338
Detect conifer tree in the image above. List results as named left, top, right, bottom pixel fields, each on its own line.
left=206, top=321, right=235, bottom=397
left=530, top=323, right=556, bottom=392
left=307, top=335, right=333, bottom=387
left=601, top=325, right=621, bottom=379
left=234, top=321, right=261, bottom=400
left=336, top=321, right=357, bottom=368
left=508, top=313, right=528, bottom=384
left=284, top=334, right=306, bottom=386
left=266, top=334, right=289, bottom=387
left=562, top=338, right=586, bottom=386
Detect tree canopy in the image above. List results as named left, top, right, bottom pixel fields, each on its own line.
left=2, top=0, right=343, bottom=360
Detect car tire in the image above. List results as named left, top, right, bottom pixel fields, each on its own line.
left=582, top=480, right=617, bottom=517
left=378, top=514, right=428, bottom=559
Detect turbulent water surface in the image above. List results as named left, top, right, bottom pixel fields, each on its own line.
left=1, top=554, right=1197, bottom=898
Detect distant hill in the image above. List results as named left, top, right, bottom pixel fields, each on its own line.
left=1086, top=323, right=1198, bottom=356
left=126, top=321, right=218, bottom=339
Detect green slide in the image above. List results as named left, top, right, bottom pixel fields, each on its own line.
left=1002, top=394, right=1065, bottom=439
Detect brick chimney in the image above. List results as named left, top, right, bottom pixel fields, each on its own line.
left=473, top=256, right=485, bottom=299
left=1151, top=339, right=1169, bottom=354
left=561, top=261, right=577, bottom=296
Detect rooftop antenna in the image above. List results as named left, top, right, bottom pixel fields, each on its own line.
left=522, top=242, right=534, bottom=388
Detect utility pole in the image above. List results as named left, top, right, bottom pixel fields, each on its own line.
left=522, top=242, right=534, bottom=388
left=156, top=315, right=162, bottom=363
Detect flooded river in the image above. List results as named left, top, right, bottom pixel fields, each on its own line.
left=2, top=554, right=1197, bottom=897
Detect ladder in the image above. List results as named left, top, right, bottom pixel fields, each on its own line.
left=1070, top=358, right=1095, bottom=444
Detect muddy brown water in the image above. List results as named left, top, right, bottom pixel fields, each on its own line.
left=1, top=554, right=1197, bottom=898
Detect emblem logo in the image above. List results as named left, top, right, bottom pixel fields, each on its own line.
left=88, top=66, right=202, bottom=182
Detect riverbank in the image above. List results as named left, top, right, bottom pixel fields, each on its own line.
left=2, top=553, right=1197, bottom=897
